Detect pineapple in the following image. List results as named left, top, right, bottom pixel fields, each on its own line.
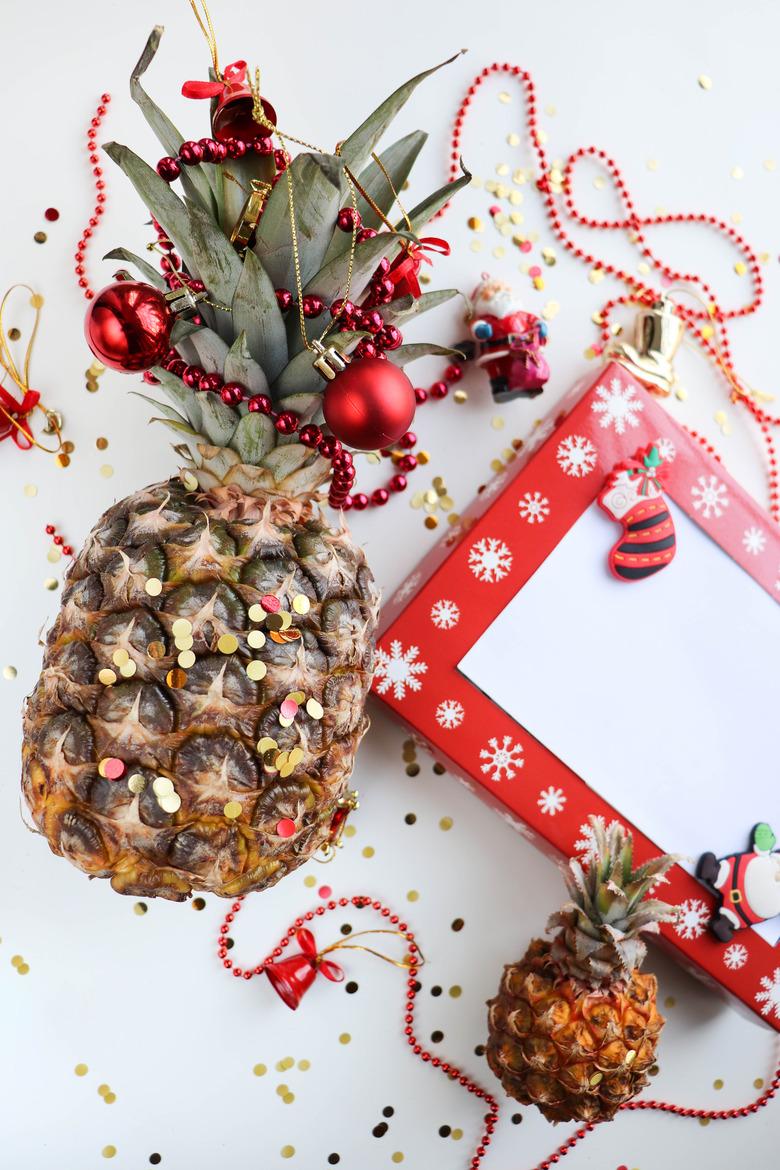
left=21, top=28, right=468, bottom=901
left=486, top=818, right=678, bottom=1123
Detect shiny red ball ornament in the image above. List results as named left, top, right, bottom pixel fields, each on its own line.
left=322, top=358, right=416, bottom=451
left=84, top=281, right=172, bottom=372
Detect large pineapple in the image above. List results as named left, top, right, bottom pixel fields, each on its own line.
left=21, top=27, right=468, bottom=900
left=486, top=818, right=678, bottom=1123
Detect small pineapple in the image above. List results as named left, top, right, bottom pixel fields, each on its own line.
left=486, top=818, right=678, bottom=1123
left=21, top=28, right=468, bottom=901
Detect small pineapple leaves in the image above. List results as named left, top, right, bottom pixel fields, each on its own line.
left=223, top=332, right=270, bottom=397
left=388, top=342, right=464, bottom=366
left=130, top=27, right=218, bottom=215
left=355, top=131, right=429, bottom=230
left=275, top=392, right=324, bottom=425
left=132, top=392, right=191, bottom=429
left=382, top=288, right=461, bottom=327
left=103, top=247, right=166, bottom=289
left=253, top=153, right=345, bottom=290
left=151, top=366, right=203, bottom=433
left=198, top=393, right=240, bottom=447
left=303, top=229, right=410, bottom=305
left=230, top=412, right=276, bottom=464
left=231, top=250, right=288, bottom=382
left=188, top=327, right=229, bottom=374
left=262, top=443, right=314, bottom=483
left=339, top=52, right=464, bottom=175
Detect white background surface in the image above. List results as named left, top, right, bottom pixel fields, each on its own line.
left=2, top=2, right=780, bottom=1168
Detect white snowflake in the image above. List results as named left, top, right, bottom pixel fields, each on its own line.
left=756, top=967, right=780, bottom=1020
left=468, top=536, right=513, bottom=583
left=574, top=818, right=625, bottom=866
left=691, top=474, right=729, bottom=520
left=537, top=786, right=567, bottom=815
left=518, top=491, right=551, bottom=525
left=395, top=571, right=421, bottom=603
left=655, top=436, right=677, bottom=462
left=723, top=942, right=748, bottom=971
left=557, top=434, right=597, bottom=478
left=479, top=735, right=524, bottom=782
left=430, top=599, right=461, bottom=630
left=674, top=898, right=710, bottom=940
left=435, top=699, right=465, bottom=729
left=742, top=526, right=767, bottom=556
left=591, top=377, right=645, bottom=434
left=373, top=640, right=428, bottom=701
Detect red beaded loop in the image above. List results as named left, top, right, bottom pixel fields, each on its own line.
left=76, top=94, right=111, bottom=299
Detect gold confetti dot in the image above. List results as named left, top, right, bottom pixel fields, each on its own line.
left=192, top=897, right=206, bottom=911
left=111, top=648, right=129, bottom=668
left=391, top=1155, right=404, bottom=1165
left=248, top=603, right=265, bottom=622
left=257, top=737, right=278, bottom=754
left=146, top=641, right=166, bottom=659
left=98, top=668, right=117, bottom=686
left=178, top=650, right=196, bottom=669
left=754, top=1077, right=765, bottom=1089
left=339, top=1033, right=351, bottom=1045
left=218, top=633, right=239, bottom=654
left=175, top=634, right=193, bottom=652
left=56, top=454, right=70, bottom=468
left=303, top=875, right=316, bottom=888
left=764, top=159, right=777, bottom=172
left=99, top=464, right=114, bottom=478
left=119, top=660, right=137, bottom=680
left=44, top=577, right=58, bottom=590
left=102, top=1147, right=117, bottom=1160
left=95, top=436, right=109, bottom=450
left=491, top=415, right=505, bottom=430
left=292, top=594, right=310, bottom=615
left=469, top=239, right=484, bottom=253
left=166, top=667, right=187, bottom=688
left=449, top=986, right=462, bottom=998
left=451, top=1129, right=463, bottom=1140
left=98, top=1084, right=110, bottom=1097
left=74, top=1064, right=88, bottom=1077
left=646, top=159, right=658, bottom=172
left=23, top=483, right=37, bottom=497
left=2, top=665, right=17, bottom=681
left=246, top=660, right=267, bottom=681
left=280, top=1147, right=295, bottom=1160
left=713, top=1078, right=724, bottom=1090
left=698, top=73, right=713, bottom=90
left=664, top=996, right=676, bottom=1009
left=158, top=793, right=182, bottom=814
left=134, top=902, right=148, bottom=916
left=507, top=132, right=521, bottom=146
left=223, top=801, right=242, bottom=819
left=297, top=1059, right=310, bottom=1071
left=439, top=817, right=453, bottom=831
left=172, top=618, right=192, bottom=638
left=699, top=1118, right=710, bottom=1127
left=407, top=890, right=419, bottom=902
left=362, top=846, right=374, bottom=859
left=253, top=1063, right=267, bottom=1076
left=127, top=774, right=146, bottom=795
left=424, top=516, right=438, bottom=530
left=730, top=165, right=744, bottom=180
left=247, top=629, right=266, bottom=649
left=734, top=261, right=747, bottom=276
left=153, top=777, right=174, bottom=797
left=34, top=230, right=47, bottom=244
left=104, top=1093, right=117, bottom=1105
left=283, top=1092, right=295, bottom=1104
left=344, top=824, right=357, bottom=838
left=145, top=578, right=163, bottom=597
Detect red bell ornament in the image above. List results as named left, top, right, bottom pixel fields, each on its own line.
left=264, top=928, right=344, bottom=1010
left=84, top=281, right=173, bottom=373
left=318, top=348, right=416, bottom=451
left=182, top=60, right=277, bottom=144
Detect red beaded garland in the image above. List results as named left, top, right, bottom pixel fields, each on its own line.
left=75, top=94, right=111, bottom=300
left=217, top=894, right=499, bottom=1169
left=436, top=62, right=779, bottom=520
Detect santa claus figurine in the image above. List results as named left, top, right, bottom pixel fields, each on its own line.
left=458, top=276, right=550, bottom=403
left=697, top=823, right=780, bottom=941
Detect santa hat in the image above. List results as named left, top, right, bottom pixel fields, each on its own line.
left=469, top=275, right=524, bottom=320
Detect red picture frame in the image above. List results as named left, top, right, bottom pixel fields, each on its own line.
left=373, top=362, right=780, bottom=1029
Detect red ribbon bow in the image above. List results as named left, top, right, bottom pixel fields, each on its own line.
left=0, top=384, right=39, bottom=450
left=296, top=928, right=344, bottom=982
left=387, top=237, right=451, bottom=299
left=182, top=59, right=249, bottom=102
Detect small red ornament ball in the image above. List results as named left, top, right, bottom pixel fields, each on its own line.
left=85, top=281, right=172, bottom=372
left=323, top=358, right=416, bottom=451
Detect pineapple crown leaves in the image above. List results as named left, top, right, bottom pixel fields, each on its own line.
left=103, top=27, right=470, bottom=481
left=547, top=817, right=680, bottom=985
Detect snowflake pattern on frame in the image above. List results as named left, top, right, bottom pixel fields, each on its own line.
left=395, top=571, right=422, bottom=603
left=518, top=491, right=551, bottom=525
left=691, top=474, right=729, bottom=520
left=537, top=786, right=566, bottom=815
left=756, top=967, right=780, bottom=1020
left=574, top=818, right=624, bottom=866
left=430, top=599, right=461, bottom=630
left=591, top=377, right=644, bottom=434
left=468, top=536, right=513, bottom=583
left=479, top=735, right=524, bottom=782
left=674, top=898, right=710, bottom=940
left=556, top=434, right=597, bottom=478
left=742, top=526, right=767, bottom=556
left=435, top=699, right=465, bottom=730
left=373, top=640, right=428, bottom=701
left=723, top=942, right=748, bottom=971
left=655, top=436, right=676, bottom=462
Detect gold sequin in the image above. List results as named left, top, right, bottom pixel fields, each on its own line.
left=439, top=817, right=453, bottom=831
left=292, top=594, right=310, bottom=615
left=44, top=576, right=58, bottom=590
left=223, top=801, right=242, bottom=819
left=280, top=1148, right=295, bottom=1160
left=112, top=648, right=129, bottom=667
left=257, top=737, right=278, bottom=754
left=102, top=1147, right=117, bottom=1159
left=147, top=641, right=166, bottom=659
left=698, top=73, right=713, bottom=90
left=23, top=483, right=37, bottom=497
left=217, top=633, right=238, bottom=654
left=98, top=668, right=117, bottom=686
left=3, top=665, right=17, bottom=680
left=158, top=793, right=182, bottom=814
left=166, top=667, right=187, bottom=688
left=153, top=777, right=174, bottom=797
left=134, top=902, right=147, bottom=916
left=74, top=1064, right=88, bottom=1077
left=175, top=634, right=193, bottom=651
left=119, top=660, right=137, bottom=678
left=339, top=1033, right=351, bottom=1045
left=246, top=660, right=267, bottom=681
left=96, top=437, right=109, bottom=450
left=178, top=650, right=196, bottom=669
left=247, top=629, right=266, bottom=649
left=248, top=603, right=265, bottom=622
left=172, top=618, right=192, bottom=638
left=127, top=774, right=146, bottom=795
left=145, top=578, right=163, bottom=597
left=253, top=1063, right=267, bottom=1076
left=99, top=464, right=114, bottom=478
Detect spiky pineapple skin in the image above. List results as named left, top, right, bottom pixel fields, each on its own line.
left=486, top=938, right=664, bottom=1123
left=22, top=476, right=378, bottom=901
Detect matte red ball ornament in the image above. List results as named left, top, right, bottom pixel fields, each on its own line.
left=322, top=357, right=416, bottom=450
left=84, top=281, right=172, bottom=372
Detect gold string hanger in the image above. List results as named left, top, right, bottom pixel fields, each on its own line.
left=319, top=928, right=425, bottom=971
left=0, top=285, right=64, bottom=455
left=187, top=0, right=221, bottom=78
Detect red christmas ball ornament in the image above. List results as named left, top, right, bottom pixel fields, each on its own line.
left=322, top=358, right=416, bottom=451
left=84, top=281, right=172, bottom=372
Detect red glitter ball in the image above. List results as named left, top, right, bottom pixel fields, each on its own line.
left=44, top=208, right=60, bottom=222
left=276, top=818, right=297, bottom=838
left=318, top=885, right=332, bottom=899
left=260, top=594, right=281, bottom=613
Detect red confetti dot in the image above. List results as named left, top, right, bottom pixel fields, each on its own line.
left=318, top=885, right=332, bottom=899
left=280, top=698, right=299, bottom=720
left=276, top=818, right=296, bottom=838
left=103, top=757, right=125, bottom=780
left=44, top=208, right=60, bottom=222
left=488, top=204, right=501, bottom=216
left=520, top=240, right=533, bottom=253
left=529, top=265, right=542, bottom=278
left=260, top=594, right=281, bottom=613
